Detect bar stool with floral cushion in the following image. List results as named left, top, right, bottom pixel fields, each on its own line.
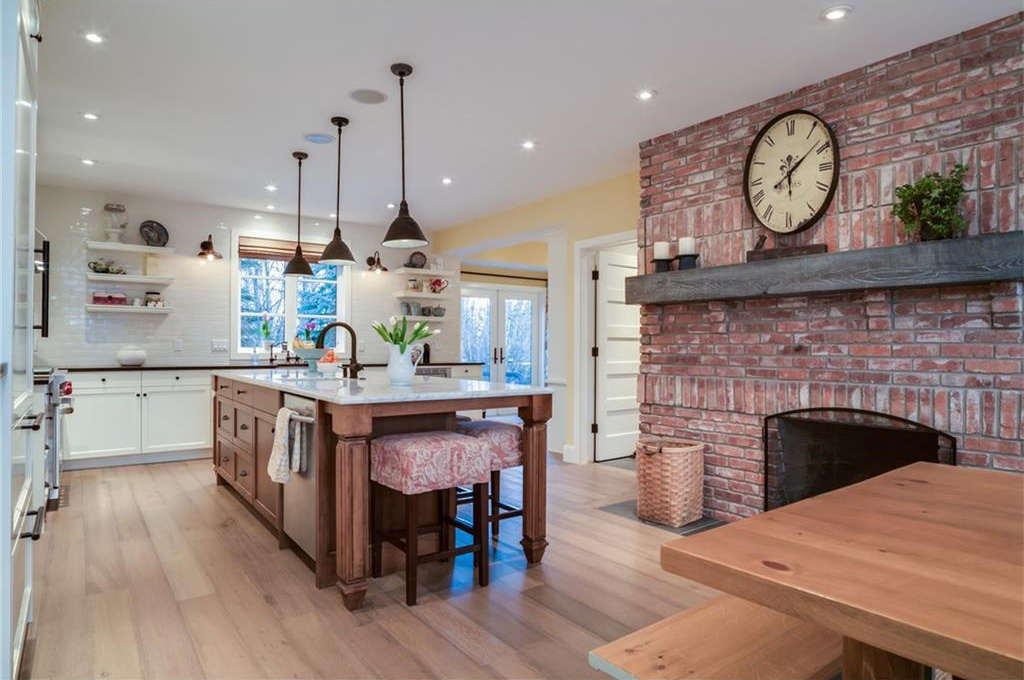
left=455, top=417, right=524, bottom=539
left=369, top=430, right=497, bottom=606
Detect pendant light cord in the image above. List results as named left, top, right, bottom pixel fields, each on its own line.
left=335, top=124, right=342, bottom=229
left=296, top=155, right=303, bottom=241
left=399, top=75, right=406, bottom=202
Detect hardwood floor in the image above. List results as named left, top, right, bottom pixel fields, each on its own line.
left=24, top=455, right=717, bottom=679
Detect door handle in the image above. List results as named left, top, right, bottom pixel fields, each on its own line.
left=20, top=506, right=45, bottom=541
left=493, top=347, right=498, bottom=364
left=16, top=412, right=44, bottom=431
left=499, top=347, right=505, bottom=364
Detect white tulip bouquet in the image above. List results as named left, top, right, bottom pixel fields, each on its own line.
left=371, top=316, right=440, bottom=354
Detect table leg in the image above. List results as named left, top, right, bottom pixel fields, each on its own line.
left=843, top=638, right=929, bottom=680
left=336, top=435, right=370, bottom=610
left=519, top=396, right=550, bottom=564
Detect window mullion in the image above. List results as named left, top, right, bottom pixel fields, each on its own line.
left=285, top=276, right=297, bottom=344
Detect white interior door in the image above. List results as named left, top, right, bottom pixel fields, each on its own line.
left=594, top=250, right=640, bottom=461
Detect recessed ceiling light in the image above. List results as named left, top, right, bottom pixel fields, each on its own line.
left=264, top=184, right=277, bottom=192
left=82, top=112, right=100, bottom=121
left=350, top=89, right=388, bottom=104
left=441, top=177, right=453, bottom=185
left=636, top=89, right=657, bottom=101
left=82, top=32, right=105, bottom=44
left=521, top=140, right=536, bottom=150
left=303, top=133, right=334, bottom=145
left=822, top=4, right=852, bottom=20
left=329, top=213, right=337, bottom=219
left=253, top=215, right=262, bottom=220
left=265, top=204, right=275, bottom=210
left=386, top=203, right=395, bottom=209
left=15, top=149, right=28, bottom=155
left=80, top=158, right=96, bottom=165
left=313, top=222, right=320, bottom=226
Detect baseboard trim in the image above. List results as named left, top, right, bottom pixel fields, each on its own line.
left=63, top=448, right=212, bottom=470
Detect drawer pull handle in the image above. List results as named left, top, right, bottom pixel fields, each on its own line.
left=239, top=423, right=249, bottom=431
left=175, top=376, right=180, bottom=380
left=20, top=506, right=45, bottom=541
left=136, top=393, right=141, bottom=398
left=236, top=390, right=247, bottom=395
left=222, top=415, right=230, bottom=421
left=101, top=378, right=107, bottom=382
left=238, top=469, right=248, bottom=477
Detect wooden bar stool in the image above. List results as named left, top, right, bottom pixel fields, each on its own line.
left=455, top=419, right=524, bottom=538
left=369, top=430, right=496, bottom=606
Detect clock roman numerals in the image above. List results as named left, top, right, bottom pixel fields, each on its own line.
left=819, top=161, right=833, bottom=171
left=785, top=120, right=796, bottom=136
left=785, top=212, right=793, bottom=230
left=816, top=140, right=831, bottom=155
left=816, top=180, right=829, bottom=191
left=750, top=177, right=763, bottom=187
left=752, top=189, right=766, bottom=207
left=764, top=134, right=775, bottom=148
left=762, top=204, right=774, bottom=222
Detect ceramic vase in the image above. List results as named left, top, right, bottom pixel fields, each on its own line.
left=386, top=343, right=423, bottom=386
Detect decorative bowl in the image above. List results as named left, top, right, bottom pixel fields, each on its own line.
left=115, top=347, right=147, bottom=366
left=317, top=361, right=339, bottom=375
left=293, top=348, right=327, bottom=373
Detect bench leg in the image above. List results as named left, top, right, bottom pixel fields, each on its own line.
left=473, top=482, right=489, bottom=587
left=842, top=638, right=928, bottom=680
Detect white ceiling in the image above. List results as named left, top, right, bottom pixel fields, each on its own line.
left=38, top=0, right=1018, bottom=232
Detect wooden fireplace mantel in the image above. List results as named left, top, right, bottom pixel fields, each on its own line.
left=625, top=231, right=1023, bottom=305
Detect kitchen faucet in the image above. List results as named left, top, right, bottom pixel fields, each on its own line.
left=315, top=322, right=363, bottom=379
left=268, top=342, right=294, bottom=365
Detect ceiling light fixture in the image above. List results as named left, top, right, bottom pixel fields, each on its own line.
left=329, top=213, right=337, bottom=218
left=636, top=89, right=657, bottom=101
left=303, top=132, right=334, bottom=145
left=521, top=140, right=536, bottom=150
left=284, top=151, right=313, bottom=277
left=386, top=203, right=395, bottom=209
left=197, top=234, right=223, bottom=261
left=264, top=184, right=278, bottom=192
left=382, top=63, right=429, bottom=249
left=320, top=116, right=357, bottom=266
left=81, top=158, right=96, bottom=165
left=82, top=112, right=100, bottom=121
left=822, top=4, right=852, bottom=20
left=266, top=204, right=275, bottom=210
left=441, top=177, right=452, bottom=185
left=82, top=32, right=105, bottom=44
left=366, top=250, right=388, bottom=273
left=253, top=214, right=262, bottom=220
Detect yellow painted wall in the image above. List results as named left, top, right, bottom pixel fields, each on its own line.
left=467, top=241, right=549, bottom=268
left=434, top=171, right=640, bottom=449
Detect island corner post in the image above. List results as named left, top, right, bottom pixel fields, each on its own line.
left=326, top=392, right=552, bottom=611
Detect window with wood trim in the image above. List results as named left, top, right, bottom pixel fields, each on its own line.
left=236, top=236, right=344, bottom=354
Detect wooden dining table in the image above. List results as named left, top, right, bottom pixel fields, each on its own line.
left=661, top=462, right=1024, bottom=680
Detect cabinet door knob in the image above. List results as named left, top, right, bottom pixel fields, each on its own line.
left=136, top=393, right=140, bottom=397
left=238, top=469, right=248, bottom=477
left=175, top=376, right=180, bottom=380
left=239, top=423, right=249, bottom=430
left=143, top=393, right=148, bottom=397
left=101, top=378, right=107, bottom=382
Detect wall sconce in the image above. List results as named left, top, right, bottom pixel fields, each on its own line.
left=197, top=234, right=223, bottom=260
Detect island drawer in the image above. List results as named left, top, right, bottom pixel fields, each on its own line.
left=216, top=437, right=236, bottom=479
left=235, top=405, right=254, bottom=445
left=215, top=377, right=234, bottom=398
left=249, top=384, right=281, bottom=416
left=234, top=451, right=255, bottom=498
left=232, top=382, right=253, bottom=406
left=216, top=396, right=235, bottom=439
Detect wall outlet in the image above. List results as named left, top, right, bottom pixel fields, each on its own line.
left=173, top=338, right=184, bottom=353
left=211, top=339, right=228, bottom=352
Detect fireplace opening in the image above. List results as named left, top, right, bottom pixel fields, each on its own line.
left=763, top=408, right=956, bottom=510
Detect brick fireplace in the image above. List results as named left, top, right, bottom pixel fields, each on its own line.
left=635, top=14, right=1023, bottom=520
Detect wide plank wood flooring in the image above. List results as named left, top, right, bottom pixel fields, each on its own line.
left=25, top=455, right=717, bottom=679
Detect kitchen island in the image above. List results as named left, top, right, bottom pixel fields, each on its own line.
left=210, top=368, right=552, bottom=610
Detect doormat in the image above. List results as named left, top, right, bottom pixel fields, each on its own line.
left=597, top=499, right=724, bottom=536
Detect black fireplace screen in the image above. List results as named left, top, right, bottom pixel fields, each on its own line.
left=764, top=408, right=956, bottom=510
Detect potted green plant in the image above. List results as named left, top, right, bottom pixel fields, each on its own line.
left=892, top=163, right=969, bottom=241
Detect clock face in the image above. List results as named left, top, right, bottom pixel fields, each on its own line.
left=743, top=110, right=839, bottom=235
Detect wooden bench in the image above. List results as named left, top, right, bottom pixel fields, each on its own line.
left=589, top=595, right=842, bottom=680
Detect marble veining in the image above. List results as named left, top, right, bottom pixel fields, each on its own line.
left=215, top=368, right=552, bottom=405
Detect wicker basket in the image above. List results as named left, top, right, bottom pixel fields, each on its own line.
left=635, top=437, right=705, bottom=528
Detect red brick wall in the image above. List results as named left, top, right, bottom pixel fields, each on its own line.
left=636, top=14, right=1023, bottom=520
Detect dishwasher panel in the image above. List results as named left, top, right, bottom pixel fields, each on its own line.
left=281, top=394, right=316, bottom=559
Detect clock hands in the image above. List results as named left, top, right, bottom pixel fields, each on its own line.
left=773, top=143, right=818, bottom=191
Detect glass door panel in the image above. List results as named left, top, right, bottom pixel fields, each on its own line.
left=502, top=296, right=534, bottom=386
left=460, top=293, right=496, bottom=381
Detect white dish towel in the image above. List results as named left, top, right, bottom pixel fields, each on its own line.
left=268, top=407, right=295, bottom=483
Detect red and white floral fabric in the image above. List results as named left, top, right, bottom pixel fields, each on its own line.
left=456, top=419, right=524, bottom=470
left=370, top=430, right=494, bottom=495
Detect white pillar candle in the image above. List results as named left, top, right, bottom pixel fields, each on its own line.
left=678, top=237, right=696, bottom=255
left=653, top=241, right=670, bottom=260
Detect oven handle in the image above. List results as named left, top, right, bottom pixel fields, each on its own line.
left=20, top=506, right=45, bottom=541
left=33, top=240, right=49, bottom=338
left=16, top=412, right=45, bottom=431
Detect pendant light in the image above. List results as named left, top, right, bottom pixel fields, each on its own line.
left=320, top=116, right=357, bottom=265
left=382, top=63, right=429, bottom=248
left=196, top=234, right=222, bottom=260
left=284, top=151, right=313, bottom=277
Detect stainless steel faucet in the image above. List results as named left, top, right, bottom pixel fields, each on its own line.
left=315, top=322, right=362, bottom=379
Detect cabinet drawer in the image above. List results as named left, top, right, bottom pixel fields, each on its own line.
left=70, top=371, right=141, bottom=390
left=214, top=377, right=234, bottom=398
left=234, top=451, right=255, bottom=497
left=235, top=405, right=254, bottom=446
left=143, top=370, right=211, bottom=387
left=216, top=397, right=235, bottom=439
left=232, top=382, right=253, bottom=406
left=453, top=365, right=483, bottom=379
left=249, top=384, right=281, bottom=416
left=216, top=437, right=236, bottom=479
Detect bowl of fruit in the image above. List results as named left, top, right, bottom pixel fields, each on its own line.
left=317, top=349, right=339, bottom=375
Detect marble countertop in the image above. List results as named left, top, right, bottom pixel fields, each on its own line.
left=213, top=368, right=552, bottom=406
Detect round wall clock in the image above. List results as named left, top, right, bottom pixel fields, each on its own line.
left=742, top=109, right=839, bottom=235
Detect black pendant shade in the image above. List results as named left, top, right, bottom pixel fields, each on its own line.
left=284, top=151, right=314, bottom=277
left=196, top=233, right=222, bottom=260
left=320, top=116, right=357, bottom=265
left=382, top=63, right=429, bottom=249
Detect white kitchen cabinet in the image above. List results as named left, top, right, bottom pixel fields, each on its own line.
left=64, top=370, right=212, bottom=463
left=64, top=386, right=142, bottom=459
left=141, top=377, right=212, bottom=454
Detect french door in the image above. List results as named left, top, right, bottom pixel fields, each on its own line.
left=460, top=285, right=544, bottom=388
